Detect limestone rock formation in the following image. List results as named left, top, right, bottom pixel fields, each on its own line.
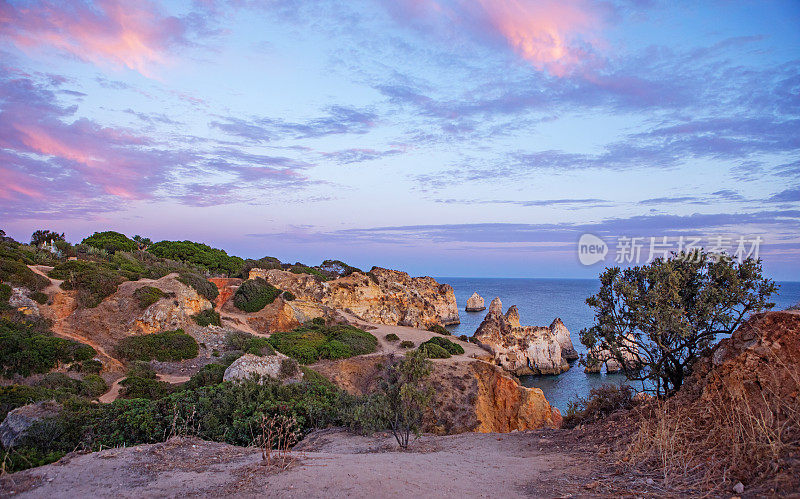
left=550, top=318, right=578, bottom=360
left=223, top=353, right=303, bottom=384
left=583, top=336, right=640, bottom=373
left=473, top=298, right=571, bottom=376
left=251, top=267, right=459, bottom=328
left=465, top=292, right=486, bottom=312
left=0, top=401, right=62, bottom=448
left=9, top=287, right=41, bottom=317
left=132, top=278, right=213, bottom=335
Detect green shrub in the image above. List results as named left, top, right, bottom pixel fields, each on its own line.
left=81, top=231, right=138, bottom=253
left=420, top=336, right=464, bottom=355
left=126, top=360, right=158, bottom=379
left=426, top=324, right=450, bottom=335
left=289, top=264, right=327, bottom=281
left=233, top=278, right=280, bottom=312
left=30, top=291, right=48, bottom=304
left=312, top=317, right=325, bottom=326
left=176, top=272, right=219, bottom=301
left=192, top=308, right=221, bottom=327
left=81, top=374, right=108, bottom=397
left=0, top=282, right=11, bottom=305
left=562, top=384, right=636, bottom=429
left=0, top=319, right=96, bottom=376
left=225, top=331, right=275, bottom=356
left=120, top=376, right=173, bottom=400
left=75, top=359, right=103, bottom=374
left=385, top=333, right=400, bottom=342
left=319, top=259, right=362, bottom=279
left=132, top=286, right=165, bottom=308
left=0, top=258, right=50, bottom=291
left=399, top=340, right=414, bottom=349
left=147, top=240, right=244, bottom=275
left=418, top=342, right=450, bottom=358
left=115, top=329, right=199, bottom=362
left=0, top=384, right=76, bottom=421
left=34, top=372, right=106, bottom=399
left=283, top=291, right=296, bottom=301
left=239, top=256, right=282, bottom=278
left=459, top=334, right=469, bottom=342
left=49, top=260, right=126, bottom=308
left=269, top=323, right=377, bottom=364
left=182, top=363, right=227, bottom=391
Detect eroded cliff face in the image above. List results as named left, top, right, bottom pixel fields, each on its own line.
left=251, top=267, right=460, bottom=328
left=312, top=355, right=561, bottom=434
left=473, top=298, right=571, bottom=376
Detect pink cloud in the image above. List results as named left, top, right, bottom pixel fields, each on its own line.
left=383, top=0, right=604, bottom=76
left=0, top=0, right=192, bottom=75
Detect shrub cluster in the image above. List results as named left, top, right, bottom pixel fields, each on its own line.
left=35, top=372, right=108, bottom=398
left=132, top=286, right=166, bottom=308
left=426, top=324, right=450, bottom=336
left=147, top=240, right=244, bottom=276
left=289, top=264, right=327, bottom=281
left=384, top=333, right=400, bottom=342
left=177, top=272, right=219, bottom=301
left=399, top=340, right=414, bottom=348
left=192, top=308, right=221, bottom=327
left=0, top=258, right=50, bottom=291
left=268, top=323, right=378, bottom=364
left=239, top=256, right=282, bottom=278
left=419, top=336, right=464, bottom=357
left=49, top=260, right=126, bottom=308
left=115, top=329, right=199, bottom=362
left=225, top=331, right=275, bottom=356
left=562, top=384, right=636, bottom=429
left=0, top=319, right=96, bottom=376
left=232, top=278, right=280, bottom=313
left=81, top=231, right=138, bottom=254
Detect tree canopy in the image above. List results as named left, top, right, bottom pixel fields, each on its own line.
left=81, top=231, right=138, bottom=253
left=147, top=240, right=244, bottom=276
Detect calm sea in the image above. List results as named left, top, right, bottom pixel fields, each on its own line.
left=438, top=277, right=800, bottom=412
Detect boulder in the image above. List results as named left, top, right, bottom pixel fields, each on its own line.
left=473, top=298, right=570, bottom=376
left=252, top=267, right=460, bottom=328
left=465, top=292, right=486, bottom=312
left=9, top=287, right=41, bottom=317
left=549, top=318, right=578, bottom=360
left=223, top=353, right=304, bottom=384
left=0, top=401, right=62, bottom=448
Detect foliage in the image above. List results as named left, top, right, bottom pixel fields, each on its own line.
left=49, top=260, right=126, bottom=308
left=225, top=331, right=275, bottom=356
left=377, top=350, right=434, bottom=448
left=182, top=362, right=228, bottom=391
left=70, top=359, right=103, bottom=374
left=562, top=384, right=636, bottom=428
left=282, top=291, right=296, bottom=301
left=29, top=291, right=48, bottom=304
left=0, top=258, right=50, bottom=291
left=176, top=272, right=219, bottom=302
left=0, top=283, right=11, bottom=305
left=318, top=259, right=362, bottom=279
left=147, top=240, right=244, bottom=276
left=421, top=336, right=464, bottom=355
left=581, top=251, right=777, bottom=397
left=132, top=286, right=166, bottom=308
left=385, top=333, right=400, bottom=342
left=417, top=342, right=450, bottom=358
left=30, top=230, right=65, bottom=247
left=268, top=323, right=377, bottom=364
left=459, top=334, right=469, bottom=342
left=399, top=340, right=414, bottom=349
left=426, top=324, right=450, bottom=335
left=0, top=319, right=96, bottom=376
left=132, top=235, right=153, bottom=249
left=192, top=308, right=221, bottom=327
left=35, top=372, right=108, bottom=398
left=81, top=231, right=138, bottom=254
left=239, top=256, right=282, bottom=278
left=289, top=264, right=327, bottom=281
left=115, top=329, right=199, bottom=362
left=120, top=376, right=173, bottom=400
left=233, top=278, right=280, bottom=312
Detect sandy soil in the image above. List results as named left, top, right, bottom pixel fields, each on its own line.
left=0, top=429, right=633, bottom=498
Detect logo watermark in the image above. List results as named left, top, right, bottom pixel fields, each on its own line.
left=577, top=234, right=763, bottom=266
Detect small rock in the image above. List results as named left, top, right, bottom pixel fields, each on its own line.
left=733, top=482, right=744, bottom=494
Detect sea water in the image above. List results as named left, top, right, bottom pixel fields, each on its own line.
left=439, top=277, right=800, bottom=412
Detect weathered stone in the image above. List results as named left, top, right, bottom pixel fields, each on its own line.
left=584, top=336, right=640, bottom=373
left=465, top=292, right=486, bottom=312
left=0, top=401, right=62, bottom=448
left=550, top=318, right=578, bottom=360
left=487, top=297, right=502, bottom=315
left=505, top=306, right=520, bottom=327
left=223, top=353, right=303, bottom=383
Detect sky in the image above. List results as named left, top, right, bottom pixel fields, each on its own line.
left=0, top=0, right=799, bottom=279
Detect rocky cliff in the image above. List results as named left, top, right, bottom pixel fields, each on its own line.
left=465, top=292, right=486, bottom=312
left=473, top=298, right=571, bottom=376
left=250, top=267, right=459, bottom=328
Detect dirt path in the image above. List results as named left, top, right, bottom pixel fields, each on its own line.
left=1, top=429, right=625, bottom=498
left=98, top=374, right=191, bottom=403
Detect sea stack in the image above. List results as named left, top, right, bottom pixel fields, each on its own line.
left=550, top=318, right=578, bottom=360
left=465, top=292, right=486, bottom=312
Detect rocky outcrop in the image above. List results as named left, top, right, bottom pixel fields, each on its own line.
left=473, top=298, right=571, bottom=376
left=208, top=278, right=241, bottom=309
left=0, top=401, right=62, bottom=448
left=465, top=292, right=486, bottom=312
left=251, top=267, right=459, bottom=328
left=583, top=336, right=640, bottom=373
left=550, top=318, right=578, bottom=360
left=9, top=287, right=41, bottom=317
left=223, top=353, right=303, bottom=383
left=132, top=278, right=213, bottom=335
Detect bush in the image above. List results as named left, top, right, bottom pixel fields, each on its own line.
left=421, top=336, right=464, bottom=355
left=126, top=360, right=158, bottom=379
left=147, top=240, right=244, bottom=276
left=49, top=260, right=125, bottom=308
left=268, top=323, right=377, bottom=364
left=35, top=372, right=107, bottom=399
left=289, top=264, right=327, bottom=281
left=120, top=376, right=173, bottom=400
left=176, top=272, right=219, bottom=302
left=115, top=329, right=199, bottom=362
left=75, top=359, right=103, bottom=374
left=426, top=324, right=450, bottom=335
left=233, top=278, right=280, bottom=312
left=562, top=384, right=636, bottom=429
left=0, top=319, right=96, bottom=376
left=282, top=291, right=296, bottom=301
left=132, top=286, right=165, bottom=308
left=239, top=256, right=282, bottom=278
left=225, top=331, right=275, bottom=356
left=0, top=282, right=11, bottom=305
left=81, top=231, right=138, bottom=253
left=182, top=363, right=227, bottom=391
left=192, top=308, right=221, bottom=327
left=418, top=342, right=450, bottom=359
left=0, top=258, right=50, bottom=291
left=459, top=334, right=469, bottom=342
left=385, top=333, right=400, bottom=342
left=399, top=340, right=414, bottom=349
left=30, top=291, right=48, bottom=304
left=81, top=374, right=108, bottom=397
left=30, top=230, right=65, bottom=247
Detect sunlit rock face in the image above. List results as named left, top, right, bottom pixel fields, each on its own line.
left=465, top=292, right=486, bottom=312
left=253, top=267, right=460, bottom=328
left=473, top=298, right=571, bottom=376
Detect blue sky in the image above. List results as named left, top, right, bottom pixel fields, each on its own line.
left=0, top=0, right=798, bottom=279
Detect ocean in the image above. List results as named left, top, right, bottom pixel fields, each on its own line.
left=438, top=277, right=800, bottom=412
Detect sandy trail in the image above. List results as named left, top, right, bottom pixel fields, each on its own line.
left=2, top=429, right=607, bottom=498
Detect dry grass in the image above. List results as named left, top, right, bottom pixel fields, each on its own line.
left=624, top=351, right=800, bottom=495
